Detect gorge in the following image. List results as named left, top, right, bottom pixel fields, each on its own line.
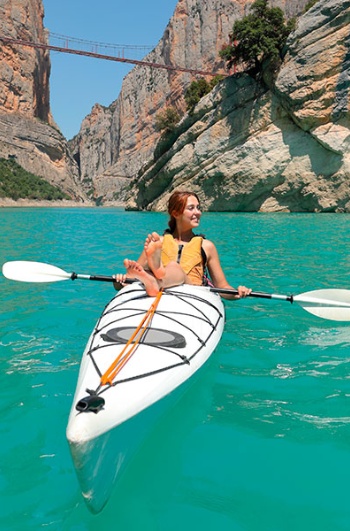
left=0, top=0, right=349, bottom=212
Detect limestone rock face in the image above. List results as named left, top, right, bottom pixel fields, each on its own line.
left=275, top=0, right=350, bottom=152
left=0, top=0, right=50, bottom=120
left=69, top=103, right=116, bottom=200
left=71, top=0, right=307, bottom=204
left=124, top=0, right=350, bottom=213
left=0, top=0, right=86, bottom=201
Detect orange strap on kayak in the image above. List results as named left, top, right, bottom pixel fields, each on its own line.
left=100, top=289, right=163, bottom=386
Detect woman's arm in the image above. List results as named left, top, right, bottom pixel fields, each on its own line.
left=203, top=239, right=251, bottom=300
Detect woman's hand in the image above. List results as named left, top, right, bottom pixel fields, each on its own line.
left=113, top=273, right=127, bottom=291
left=236, top=285, right=252, bottom=298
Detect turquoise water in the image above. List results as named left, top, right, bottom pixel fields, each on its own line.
left=1, top=208, right=350, bottom=530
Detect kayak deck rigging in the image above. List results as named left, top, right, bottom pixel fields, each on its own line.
left=77, top=284, right=224, bottom=408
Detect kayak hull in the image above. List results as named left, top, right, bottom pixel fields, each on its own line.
left=69, top=379, right=197, bottom=513
left=66, top=283, right=225, bottom=512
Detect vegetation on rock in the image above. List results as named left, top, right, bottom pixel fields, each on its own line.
left=219, top=0, right=295, bottom=74
left=0, top=157, right=70, bottom=200
left=155, top=107, right=180, bottom=133
left=304, top=0, right=320, bottom=12
left=184, top=76, right=224, bottom=114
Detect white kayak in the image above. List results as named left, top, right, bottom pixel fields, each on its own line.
left=66, top=282, right=225, bottom=512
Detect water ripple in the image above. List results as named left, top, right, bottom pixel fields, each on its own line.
left=1, top=331, right=78, bottom=374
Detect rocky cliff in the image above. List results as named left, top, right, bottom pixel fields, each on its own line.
left=0, top=0, right=87, bottom=201
left=124, top=0, right=350, bottom=212
left=1, top=0, right=347, bottom=211
left=71, top=0, right=308, bottom=205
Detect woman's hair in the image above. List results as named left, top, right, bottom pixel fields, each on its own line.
left=166, top=191, right=200, bottom=233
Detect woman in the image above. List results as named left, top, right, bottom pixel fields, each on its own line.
left=115, top=190, right=251, bottom=299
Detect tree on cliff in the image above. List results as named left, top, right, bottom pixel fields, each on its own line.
left=220, top=0, right=295, bottom=74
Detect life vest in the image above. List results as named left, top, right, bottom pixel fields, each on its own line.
left=161, top=233, right=204, bottom=285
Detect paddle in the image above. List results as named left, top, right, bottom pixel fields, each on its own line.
left=2, top=260, right=119, bottom=283
left=3, top=260, right=350, bottom=321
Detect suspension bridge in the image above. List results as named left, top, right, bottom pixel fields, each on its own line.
left=0, top=32, right=227, bottom=77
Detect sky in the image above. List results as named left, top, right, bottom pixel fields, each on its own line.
left=43, top=1, right=178, bottom=140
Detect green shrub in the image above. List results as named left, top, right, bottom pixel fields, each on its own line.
left=155, top=107, right=180, bottom=133
left=185, top=76, right=224, bottom=114
left=0, top=157, right=70, bottom=200
left=304, top=0, right=319, bottom=12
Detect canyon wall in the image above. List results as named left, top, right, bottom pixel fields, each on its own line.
left=124, top=0, right=350, bottom=212
left=2, top=0, right=347, bottom=212
left=0, top=0, right=87, bottom=201
left=71, top=0, right=309, bottom=204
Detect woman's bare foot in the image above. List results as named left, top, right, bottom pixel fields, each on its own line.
left=144, top=232, right=165, bottom=280
left=123, top=259, right=160, bottom=296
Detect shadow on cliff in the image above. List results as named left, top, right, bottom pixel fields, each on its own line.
left=199, top=74, right=274, bottom=211
left=333, top=30, right=350, bottom=122
left=130, top=74, right=269, bottom=210
left=261, top=95, right=344, bottom=212
left=280, top=117, right=343, bottom=176
left=277, top=22, right=350, bottom=188
left=204, top=79, right=344, bottom=212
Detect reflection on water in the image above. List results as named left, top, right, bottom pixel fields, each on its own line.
left=208, top=373, right=350, bottom=443
left=301, top=325, right=350, bottom=348
left=211, top=300, right=350, bottom=443
left=1, top=321, right=81, bottom=375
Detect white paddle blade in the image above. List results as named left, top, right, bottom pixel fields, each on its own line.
left=2, top=261, right=71, bottom=283
left=294, top=289, right=350, bottom=321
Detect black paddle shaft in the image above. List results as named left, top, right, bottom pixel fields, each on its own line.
left=210, top=287, right=294, bottom=303
left=70, top=273, right=294, bottom=303
left=71, top=273, right=138, bottom=283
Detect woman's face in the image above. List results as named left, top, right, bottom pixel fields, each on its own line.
left=176, top=195, right=202, bottom=230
